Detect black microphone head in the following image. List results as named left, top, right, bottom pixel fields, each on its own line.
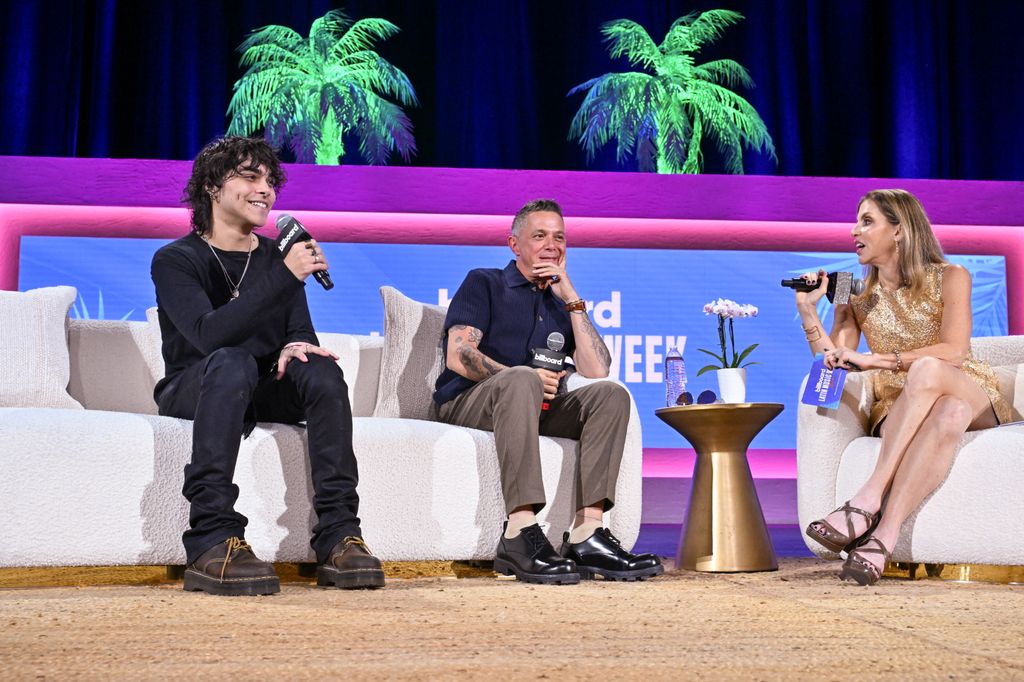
left=274, top=214, right=308, bottom=255
left=546, top=332, right=565, bottom=352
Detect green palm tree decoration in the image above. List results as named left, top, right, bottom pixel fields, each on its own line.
left=568, top=10, right=776, bottom=174
left=226, top=9, right=418, bottom=165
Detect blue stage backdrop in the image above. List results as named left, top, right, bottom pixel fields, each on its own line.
left=20, top=237, right=1007, bottom=450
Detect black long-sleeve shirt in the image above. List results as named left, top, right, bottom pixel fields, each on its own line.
left=150, top=232, right=318, bottom=400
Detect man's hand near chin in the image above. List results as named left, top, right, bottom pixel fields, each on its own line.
left=531, top=258, right=576, bottom=301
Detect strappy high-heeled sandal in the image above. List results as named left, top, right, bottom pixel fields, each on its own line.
left=839, top=536, right=891, bottom=586
left=804, top=501, right=880, bottom=553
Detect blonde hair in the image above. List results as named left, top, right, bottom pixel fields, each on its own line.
left=858, top=189, right=946, bottom=301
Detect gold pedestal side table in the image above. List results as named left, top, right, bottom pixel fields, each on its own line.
left=655, top=403, right=784, bottom=572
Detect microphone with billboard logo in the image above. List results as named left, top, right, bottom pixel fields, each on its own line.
left=530, top=332, right=566, bottom=411
left=275, top=214, right=334, bottom=291
left=780, top=271, right=864, bottom=305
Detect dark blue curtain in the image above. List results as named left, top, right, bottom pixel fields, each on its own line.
left=2, top=0, right=1022, bottom=179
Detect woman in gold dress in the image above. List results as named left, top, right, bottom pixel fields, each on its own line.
left=796, top=189, right=1011, bottom=586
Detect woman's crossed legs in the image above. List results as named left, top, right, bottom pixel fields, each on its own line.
left=821, top=356, right=997, bottom=575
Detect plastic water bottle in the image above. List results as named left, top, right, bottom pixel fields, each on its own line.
left=665, top=347, right=687, bottom=406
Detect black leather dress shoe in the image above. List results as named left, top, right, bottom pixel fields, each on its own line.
left=183, top=537, right=280, bottom=596
left=561, top=527, right=664, bottom=581
left=494, top=523, right=580, bottom=585
left=317, top=536, right=386, bottom=589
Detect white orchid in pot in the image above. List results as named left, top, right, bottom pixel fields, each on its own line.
left=697, top=298, right=759, bottom=403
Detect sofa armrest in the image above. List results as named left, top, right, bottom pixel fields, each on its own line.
left=971, top=335, right=1024, bottom=366
left=971, top=336, right=1024, bottom=421
left=796, top=370, right=873, bottom=546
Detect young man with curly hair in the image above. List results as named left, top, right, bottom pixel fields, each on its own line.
left=151, top=136, right=383, bottom=595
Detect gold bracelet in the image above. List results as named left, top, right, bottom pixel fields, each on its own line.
left=893, top=350, right=903, bottom=373
left=803, top=325, right=821, bottom=342
left=564, top=299, right=586, bottom=312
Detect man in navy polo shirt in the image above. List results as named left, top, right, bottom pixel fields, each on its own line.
left=433, top=199, right=663, bottom=584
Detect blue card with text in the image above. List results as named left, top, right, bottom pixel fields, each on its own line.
left=801, top=356, right=848, bottom=409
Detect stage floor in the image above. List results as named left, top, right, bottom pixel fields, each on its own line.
left=3, top=558, right=1022, bottom=680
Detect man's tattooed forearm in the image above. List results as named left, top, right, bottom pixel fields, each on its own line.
left=579, top=314, right=612, bottom=368
left=450, top=324, right=481, bottom=345
left=450, top=324, right=503, bottom=380
left=457, top=345, right=504, bottom=381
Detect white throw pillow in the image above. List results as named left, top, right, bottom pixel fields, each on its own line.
left=372, top=286, right=447, bottom=420
left=0, top=286, right=83, bottom=409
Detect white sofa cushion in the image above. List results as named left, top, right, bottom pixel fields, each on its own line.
left=0, top=286, right=82, bottom=410
left=317, top=333, right=383, bottom=418
left=67, top=315, right=165, bottom=415
left=2, top=316, right=644, bottom=567
left=0, top=407, right=191, bottom=566
left=0, top=406, right=640, bottom=565
left=372, top=286, right=446, bottom=420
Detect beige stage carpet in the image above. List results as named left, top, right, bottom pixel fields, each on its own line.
left=2, top=558, right=1023, bottom=680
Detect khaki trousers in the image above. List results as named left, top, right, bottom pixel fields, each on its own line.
left=437, top=366, right=631, bottom=514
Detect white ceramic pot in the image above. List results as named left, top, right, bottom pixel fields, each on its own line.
left=717, top=367, right=747, bottom=403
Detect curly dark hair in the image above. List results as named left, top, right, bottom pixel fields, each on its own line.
left=182, top=136, right=287, bottom=235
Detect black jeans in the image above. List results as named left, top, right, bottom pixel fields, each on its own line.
left=157, top=347, right=361, bottom=565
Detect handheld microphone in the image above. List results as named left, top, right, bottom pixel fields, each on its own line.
left=781, top=271, right=864, bottom=305
left=530, top=332, right=567, bottom=411
left=275, top=214, right=334, bottom=291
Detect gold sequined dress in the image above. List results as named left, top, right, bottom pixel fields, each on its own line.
left=850, top=262, right=1011, bottom=434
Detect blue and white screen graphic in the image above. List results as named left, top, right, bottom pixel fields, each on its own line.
left=20, top=237, right=1008, bottom=450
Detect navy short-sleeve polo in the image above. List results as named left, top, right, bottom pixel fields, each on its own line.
left=433, top=260, right=576, bottom=405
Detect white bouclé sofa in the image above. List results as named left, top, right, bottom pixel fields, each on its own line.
left=797, top=336, right=1024, bottom=565
left=0, top=297, right=643, bottom=568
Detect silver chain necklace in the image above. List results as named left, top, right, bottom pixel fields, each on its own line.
left=203, top=233, right=255, bottom=299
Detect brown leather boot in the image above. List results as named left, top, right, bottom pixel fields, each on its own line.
left=317, top=536, right=385, bottom=589
left=183, top=537, right=280, bottom=596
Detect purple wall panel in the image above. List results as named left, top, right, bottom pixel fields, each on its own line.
left=3, top=156, right=1024, bottom=225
